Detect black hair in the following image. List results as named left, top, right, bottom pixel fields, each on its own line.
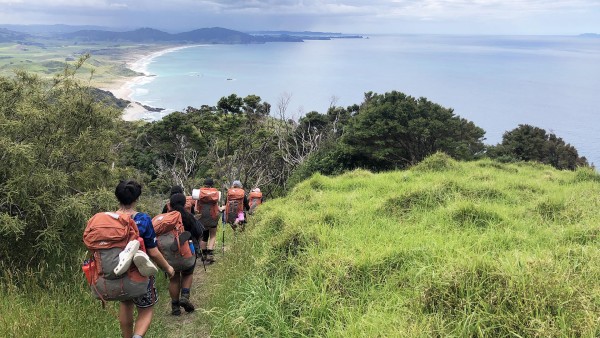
left=170, top=193, right=203, bottom=239
left=203, top=178, right=214, bottom=187
left=170, top=185, right=184, bottom=196
left=115, top=180, right=142, bottom=206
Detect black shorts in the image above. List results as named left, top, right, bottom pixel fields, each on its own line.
left=180, top=257, right=196, bottom=276
left=132, top=276, right=158, bottom=308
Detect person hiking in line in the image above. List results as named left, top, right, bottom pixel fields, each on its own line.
left=248, top=187, right=263, bottom=215
left=114, top=180, right=175, bottom=338
left=168, top=193, right=204, bottom=315
left=196, top=178, right=224, bottom=264
left=163, top=185, right=195, bottom=215
left=225, top=180, right=250, bottom=231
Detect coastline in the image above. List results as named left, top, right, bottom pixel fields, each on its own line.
left=102, top=45, right=199, bottom=121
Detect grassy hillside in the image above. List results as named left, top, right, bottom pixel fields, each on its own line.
left=202, top=154, right=600, bottom=337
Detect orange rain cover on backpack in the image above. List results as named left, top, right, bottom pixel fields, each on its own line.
left=82, top=212, right=147, bottom=300
left=249, top=191, right=263, bottom=214
left=152, top=211, right=183, bottom=236
left=152, top=211, right=194, bottom=270
left=83, top=212, right=139, bottom=251
left=197, top=187, right=220, bottom=220
left=225, top=188, right=245, bottom=224
left=185, top=196, right=194, bottom=213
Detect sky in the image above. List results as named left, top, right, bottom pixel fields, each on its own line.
left=0, top=0, right=599, bottom=35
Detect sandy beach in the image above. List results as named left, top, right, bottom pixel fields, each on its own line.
left=103, top=45, right=198, bottom=121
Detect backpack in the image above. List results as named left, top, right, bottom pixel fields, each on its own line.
left=225, top=188, right=245, bottom=224
left=82, top=212, right=148, bottom=302
left=165, top=196, right=195, bottom=214
left=152, top=211, right=195, bottom=271
left=248, top=191, right=263, bottom=215
left=196, top=187, right=220, bottom=229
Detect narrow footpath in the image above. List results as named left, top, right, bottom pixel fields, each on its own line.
left=158, top=255, right=218, bottom=338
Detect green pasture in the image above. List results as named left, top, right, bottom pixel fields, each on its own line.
left=0, top=42, right=158, bottom=87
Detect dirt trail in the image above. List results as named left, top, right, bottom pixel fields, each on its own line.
left=159, top=254, right=220, bottom=338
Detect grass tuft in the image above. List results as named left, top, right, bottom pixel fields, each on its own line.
left=412, top=152, right=459, bottom=172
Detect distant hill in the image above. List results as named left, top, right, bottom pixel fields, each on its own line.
left=59, top=27, right=304, bottom=44
left=579, top=33, right=600, bottom=38
left=0, top=26, right=361, bottom=44
left=62, top=28, right=172, bottom=43
left=0, top=28, right=29, bottom=42
left=249, top=30, right=363, bottom=40
left=173, top=27, right=256, bottom=43
left=0, top=24, right=110, bottom=35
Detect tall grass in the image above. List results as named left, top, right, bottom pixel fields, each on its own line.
left=0, top=193, right=172, bottom=338
left=0, top=258, right=174, bottom=338
left=202, top=154, right=600, bottom=337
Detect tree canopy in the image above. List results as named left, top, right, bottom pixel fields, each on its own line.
left=488, top=124, right=588, bottom=170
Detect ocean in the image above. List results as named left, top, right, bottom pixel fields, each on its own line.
left=129, top=35, right=600, bottom=166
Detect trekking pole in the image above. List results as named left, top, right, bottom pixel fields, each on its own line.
left=221, top=210, right=226, bottom=256
left=201, top=250, right=207, bottom=272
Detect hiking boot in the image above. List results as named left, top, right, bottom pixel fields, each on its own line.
left=198, top=249, right=208, bottom=261
left=113, top=240, right=140, bottom=276
left=171, top=301, right=181, bottom=316
left=133, top=250, right=158, bottom=276
left=206, top=250, right=215, bottom=264
left=179, top=293, right=195, bottom=313
left=171, top=231, right=192, bottom=252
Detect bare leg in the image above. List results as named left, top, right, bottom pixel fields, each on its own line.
left=119, top=301, right=135, bottom=338
left=208, top=228, right=218, bottom=250
left=133, top=306, right=154, bottom=337
left=182, top=273, right=193, bottom=289
left=169, top=274, right=181, bottom=300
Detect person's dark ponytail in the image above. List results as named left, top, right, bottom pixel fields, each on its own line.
left=115, top=180, right=142, bottom=205
left=170, top=193, right=204, bottom=239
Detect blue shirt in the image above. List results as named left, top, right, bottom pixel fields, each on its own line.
left=133, top=212, right=157, bottom=249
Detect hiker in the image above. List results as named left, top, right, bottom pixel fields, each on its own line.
left=248, top=187, right=263, bottom=215
left=112, top=180, right=175, bottom=338
left=163, top=185, right=195, bottom=214
left=167, top=193, right=204, bottom=315
left=225, top=180, right=250, bottom=231
left=196, top=178, right=224, bottom=264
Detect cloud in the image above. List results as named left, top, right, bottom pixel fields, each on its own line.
left=0, top=0, right=598, bottom=34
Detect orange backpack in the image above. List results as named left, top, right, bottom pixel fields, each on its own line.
left=225, top=188, right=245, bottom=224
left=196, top=187, right=220, bottom=229
left=152, top=211, right=195, bottom=271
left=82, top=212, right=148, bottom=302
left=248, top=191, right=263, bottom=215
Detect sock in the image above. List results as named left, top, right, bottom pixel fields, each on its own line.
left=133, top=335, right=143, bottom=338
left=182, top=288, right=190, bottom=296
left=207, top=249, right=214, bottom=254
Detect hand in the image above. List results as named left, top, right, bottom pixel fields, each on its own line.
left=165, top=265, right=175, bottom=279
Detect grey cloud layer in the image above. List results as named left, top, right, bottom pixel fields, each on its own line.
left=0, top=0, right=598, bottom=33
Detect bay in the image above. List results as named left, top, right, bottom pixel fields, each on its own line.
left=131, top=35, right=600, bottom=166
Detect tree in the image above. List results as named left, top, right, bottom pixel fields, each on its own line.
left=0, top=58, right=122, bottom=269
left=489, top=124, right=588, bottom=170
left=341, top=91, right=485, bottom=170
